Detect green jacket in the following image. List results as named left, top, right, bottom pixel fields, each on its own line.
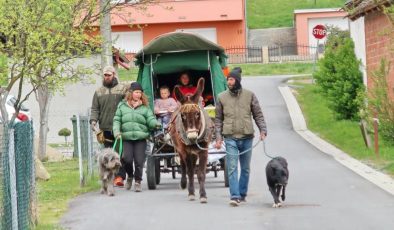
left=113, top=100, right=158, bottom=140
left=215, top=88, right=267, bottom=140
left=90, top=80, right=127, bottom=131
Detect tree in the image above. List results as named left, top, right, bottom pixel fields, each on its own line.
left=0, top=0, right=157, bottom=160
left=58, top=128, right=72, bottom=145
left=313, top=27, right=364, bottom=120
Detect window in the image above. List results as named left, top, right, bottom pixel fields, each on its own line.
left=111, top=31, right=143, bottom=53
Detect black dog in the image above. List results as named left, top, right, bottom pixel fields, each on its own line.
left=265, top=157, right=289, bottom=208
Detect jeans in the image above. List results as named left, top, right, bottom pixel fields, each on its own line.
left=157, top=113, right=171, bottom=129
left=224, top=137, right=253, bottom=199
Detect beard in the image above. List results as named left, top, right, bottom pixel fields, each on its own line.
left=229, top=80, right=242, bottom=93
left=102, top=77, right=118, bottom=88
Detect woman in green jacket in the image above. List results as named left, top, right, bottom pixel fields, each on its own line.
left=113, top=82, right=159, bottom=192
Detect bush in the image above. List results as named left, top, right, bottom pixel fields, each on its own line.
left=367, top=60, right=394, bottom=144
left=314, top=28, right=364, bottom=120
left=58, top=128, right=71, bottom=145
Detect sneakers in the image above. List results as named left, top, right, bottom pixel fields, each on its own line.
left=114, top=176, right=124, bottom=187
left=229, top=198, right=240, bottom=207
left=134, top=181, right=142, bottom=192
left=240, top=196, right=246, bottom=202
left=125, top=178, right=133, bottom=190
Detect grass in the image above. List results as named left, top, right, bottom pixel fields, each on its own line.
left=118, top=67, right=138, bottom=82
left=229, top=63, right=314, bottom=76
left=48, top=143, right=72, bottom=148
left=118, top=63, right=315, bottom=81
left=294, top=82, right=394, bottom=176
left=35, top=159, right=100, bottom=230
left=247, top=0, right=347, bottom=29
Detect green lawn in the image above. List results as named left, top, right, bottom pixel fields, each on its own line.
left=229, top=63, right=314, bottom=76
left=294, top=82, right=394, bottom=176
left=35, top=159, right=100, bottom=230
left=118, top=68, right=138, bottom=82
left=247, top=0, right=347, bottom=29
left=118, top=63, right=314, bottom=82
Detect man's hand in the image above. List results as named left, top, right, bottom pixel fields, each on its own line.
left=215, top=139, right=223, bottom=149
left=260, top=133, right=267, bottom=141
left=90, top=120, right=98, bottom=132
left=116, top=134, right=122, bottom=139
left=155, top=123, right=162, bottom=130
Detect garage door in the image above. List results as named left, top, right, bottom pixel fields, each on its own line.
left=176, top=28, right=217, bottom=44
left=111, top=31, right=143, bottom=53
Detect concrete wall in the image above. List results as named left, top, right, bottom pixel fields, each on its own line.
left=349, top=17, right=367, bottom=86
left=248, top=27, right=296, bottom=47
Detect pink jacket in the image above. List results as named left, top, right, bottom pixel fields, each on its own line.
left=154, top=98, right=178, bottom=114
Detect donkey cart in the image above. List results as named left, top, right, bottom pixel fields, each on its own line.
left=133, top=32, right=230, bottom=190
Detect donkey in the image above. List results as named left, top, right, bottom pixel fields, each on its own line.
left=169, top=77, right=213, bottom=203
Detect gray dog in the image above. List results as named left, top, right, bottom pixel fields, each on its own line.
left=97, top=148, right=122, bottom=196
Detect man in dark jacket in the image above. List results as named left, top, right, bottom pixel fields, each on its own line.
left=215, top=67, right=267, bottom=207
left=90, top=65, right=127, bottom=186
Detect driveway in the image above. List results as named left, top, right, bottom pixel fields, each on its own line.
left=60, top=76, right=394, bottom=230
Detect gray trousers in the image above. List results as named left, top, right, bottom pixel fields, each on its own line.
left=122, top=139, right=147, bottom=182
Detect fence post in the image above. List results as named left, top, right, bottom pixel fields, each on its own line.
left=76, top=115, right=84, bottom=186
left=262, top=46, right=269, bottom=64
left=8, top=128, right=18, bottom=230
left=86, top=111, right=94, bottom=178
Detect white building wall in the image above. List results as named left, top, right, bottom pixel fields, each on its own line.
left=349, top=17, right=367, bottom=86
left=308, top=17, right=349, bottom=46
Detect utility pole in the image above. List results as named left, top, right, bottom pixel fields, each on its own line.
left=100, top=0, right=113, bottom=68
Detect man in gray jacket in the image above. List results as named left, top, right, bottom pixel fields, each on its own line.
left=215, top=67, right=267, bottom=207
left=90, top=65, right=127, bottom=187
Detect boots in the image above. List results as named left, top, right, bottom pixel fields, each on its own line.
left=125, top=177, right=133, bottom=190
left=134, top=181, right=142, bottom=192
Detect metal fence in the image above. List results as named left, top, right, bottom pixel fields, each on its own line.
left=268, top=45, right=319, bottom=62
left=225, top=45, right=324, bottom=64
left=71, top=113, right=99, bottom=187
left=1, top=121, right=36, bottom=230
left=225, top=46, right=263, bottom=64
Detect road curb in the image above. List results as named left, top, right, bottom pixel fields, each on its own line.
left=279, top=85, right=394, bottom=196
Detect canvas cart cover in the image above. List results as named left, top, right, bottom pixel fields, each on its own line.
left=134, top=32, right=228, bottom=108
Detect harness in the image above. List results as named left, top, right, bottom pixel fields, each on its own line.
left=168, top=104, right=213, bottom=146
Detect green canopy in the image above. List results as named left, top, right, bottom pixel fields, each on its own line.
left=135, top=32, right=225, bottom=58
left=134, top=32, right=228, bottom=109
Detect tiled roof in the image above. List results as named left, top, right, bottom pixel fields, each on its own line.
left=344, top=0, right=393, bottom=20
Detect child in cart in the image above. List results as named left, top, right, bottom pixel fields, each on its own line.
left=154, top=85, right=178, bottom=137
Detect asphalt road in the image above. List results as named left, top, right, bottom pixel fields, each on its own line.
left=60, top=76, right=394, bottom=230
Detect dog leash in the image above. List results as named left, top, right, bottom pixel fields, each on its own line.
left=113, top=136, right=123, bottom=158
left=262, top=140, right=276, bottom=159
left=195, top=139, right=276, bottom=158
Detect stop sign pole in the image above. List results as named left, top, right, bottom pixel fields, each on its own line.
left=312, top=24, right=327, bottom=76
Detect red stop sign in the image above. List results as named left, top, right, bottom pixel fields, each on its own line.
left=312, top=25, right=327, bottom=39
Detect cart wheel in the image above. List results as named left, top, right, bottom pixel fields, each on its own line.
left=223, top=158, right=229, bottom=187
left=155, top=159, right=161, bottom=185
left=172, top=166, right=176, bottom=179
left=147, top=156, right=157, bottom=190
